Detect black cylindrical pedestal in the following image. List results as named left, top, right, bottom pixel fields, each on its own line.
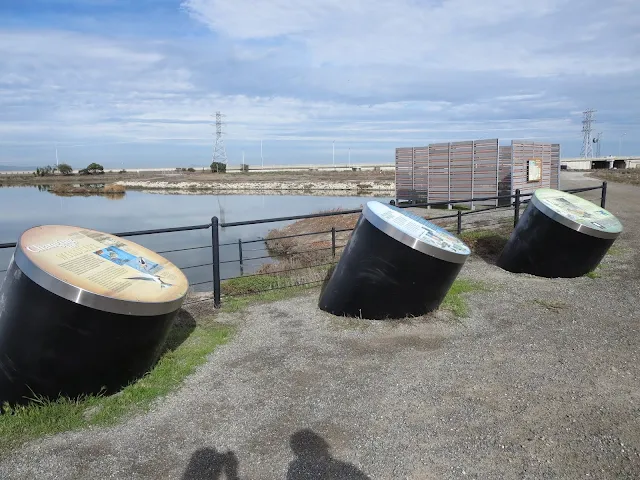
left=319, top=202, right=470, bottom=319
left=497, top=189, right=622, bottom=278
left=0, top=225, right=188, bottom=405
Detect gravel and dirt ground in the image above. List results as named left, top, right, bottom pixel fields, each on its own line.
left=1, top=172, right=639, bottom=479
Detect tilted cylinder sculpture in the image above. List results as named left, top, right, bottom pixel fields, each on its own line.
left=497, top=188, right=623, bottom=278
left=319, top=201, right=471, bottom=319
left=0, top=225, right=188, bottom=405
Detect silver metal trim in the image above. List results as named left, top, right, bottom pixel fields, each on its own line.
left=362, top=203, right=470, bottom=264
left=531, top=192, right=622, bottom=240
left=13, top=241, right=187, bottom=316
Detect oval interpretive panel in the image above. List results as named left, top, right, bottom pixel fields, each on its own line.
left=363, top=201, right=470, bottom=263
left=15, top=225, right=188, bottom=315
left=532, top=189, right=622, bottom=239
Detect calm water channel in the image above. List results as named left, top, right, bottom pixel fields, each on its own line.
left=0, top=186, right=391, bottom=289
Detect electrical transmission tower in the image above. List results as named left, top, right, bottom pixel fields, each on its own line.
left=211, top=111, right=228, bottom=166
left=580, top=109, right=596, bottom=159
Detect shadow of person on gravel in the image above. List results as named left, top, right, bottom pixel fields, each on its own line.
left=182, top=447, right=239, bottom=479
left=286, top=429, right=370, bottom=479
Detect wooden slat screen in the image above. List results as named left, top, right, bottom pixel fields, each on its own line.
left=395, top=139, right=499, bottom=206
left=510, top=141, right=558, bottom=196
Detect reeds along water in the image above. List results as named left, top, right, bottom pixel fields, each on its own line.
left=48, top=183, right=126, bottom=198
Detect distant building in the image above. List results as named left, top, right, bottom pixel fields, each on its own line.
left=395, top=139, right=560, bottom=207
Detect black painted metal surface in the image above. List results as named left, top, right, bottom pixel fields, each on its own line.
left=497, top=201, right=617, bottom=278
left=319, top=211, right=467, bottom=320
left=0, top=261, right=178, bottom=405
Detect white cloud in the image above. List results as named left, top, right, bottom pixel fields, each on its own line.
left=182, top=0, right=639, bottom=76
left=0, top=0, right=639, bottom=165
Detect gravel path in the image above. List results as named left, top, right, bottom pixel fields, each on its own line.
left=1, top=172, right=639, bottom=479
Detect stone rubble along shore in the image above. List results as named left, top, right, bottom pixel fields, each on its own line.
left=115, top=180, right=395, bottom=192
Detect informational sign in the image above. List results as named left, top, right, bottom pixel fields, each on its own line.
left=19, top=226, right=188, bottom=304
left=528, top=159, right=542, bottom=182
left=366, top=202, right=471, bottom=256
left=534, top=189, right=623, bottom=234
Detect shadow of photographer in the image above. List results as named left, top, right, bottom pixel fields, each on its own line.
left=181, top=429, right=369, bottom=479
left=182, top=447, right=239, bottom=480
left=286, top=429, right=370, bottom=480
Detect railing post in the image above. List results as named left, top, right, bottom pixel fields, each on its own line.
left=211, top=216, right=221, bottom=308
left=601, top=181, right=608, bottom=209
left=513, top=189, right=521, bottom=228
left=238, top=238, right=243, bottom=275
left=457, top=210, right=462, bottom=235
left=331, top=227, right=336, bottom=259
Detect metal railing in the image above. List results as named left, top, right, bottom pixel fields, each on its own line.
left=0, top=182, right=608, bottom=307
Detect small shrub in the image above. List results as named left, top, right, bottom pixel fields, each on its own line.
left=34, top=165, right=56, bottom=177
left=210, top=161, right=226, bottom=173
left=187, top=167, right=195, bottom=172
left=58, top=163, right=73, bottom=175
left=85, top=162, right=104, bottom=175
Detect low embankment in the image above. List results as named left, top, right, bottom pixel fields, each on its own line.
left=115, top=180, right=394, bottom=194
left=49, top=184, right=126, bottom=197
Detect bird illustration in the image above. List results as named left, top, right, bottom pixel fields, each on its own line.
left=138, top=257, right=150, bottom=271
left=125, top=273, right=174, bottom=289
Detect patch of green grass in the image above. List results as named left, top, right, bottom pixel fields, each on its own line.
left=607, top=245, right=625, bottom=257
left=452, top=204, right=471, bottom=211
left=441, top=279, right=485, bottom=318
left=219, top=265, right=333, bottom=312
left=0, top=323, right=232, bottom=452
left=221, top=274, right=283, bottom=296
left=221, top=282, right=320, bottom=312
left=459, top=228, right=511, bottom=259
left=430, top=203, right=471, bottom=211
left=585, top=270, right=601, bottom=279
left=460, top=228, right=509, bottom=243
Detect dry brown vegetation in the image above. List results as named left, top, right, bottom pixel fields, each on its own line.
left=265, top=208, right=360, bottom=254
left=591, top=169, right=640, bottom=186
left=49, top=184, right=126, bottom=197
left=256, top=208, right=359, bottom=277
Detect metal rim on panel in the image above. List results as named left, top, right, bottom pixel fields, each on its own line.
left=531, top=194, right=621, bottom=240
left=362, top=203, right=469, bottom=264
left=13, top=244, right=185, bottom=316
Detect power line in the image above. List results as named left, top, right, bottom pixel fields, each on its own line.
left=211, top=111, right=228, bottom=166
left=580, top=109, right=596, bottom=159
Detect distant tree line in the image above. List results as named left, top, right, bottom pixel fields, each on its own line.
left=34, top=162, right=107, bottom=176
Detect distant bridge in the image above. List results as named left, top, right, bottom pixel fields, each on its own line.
left=561, top=156, right=640, bottom=170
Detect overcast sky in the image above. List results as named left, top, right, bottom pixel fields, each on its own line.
left=1, top=0, right=638, bottom=168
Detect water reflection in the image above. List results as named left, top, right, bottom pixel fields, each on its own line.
left=0, top=187, right=387, bottom=290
